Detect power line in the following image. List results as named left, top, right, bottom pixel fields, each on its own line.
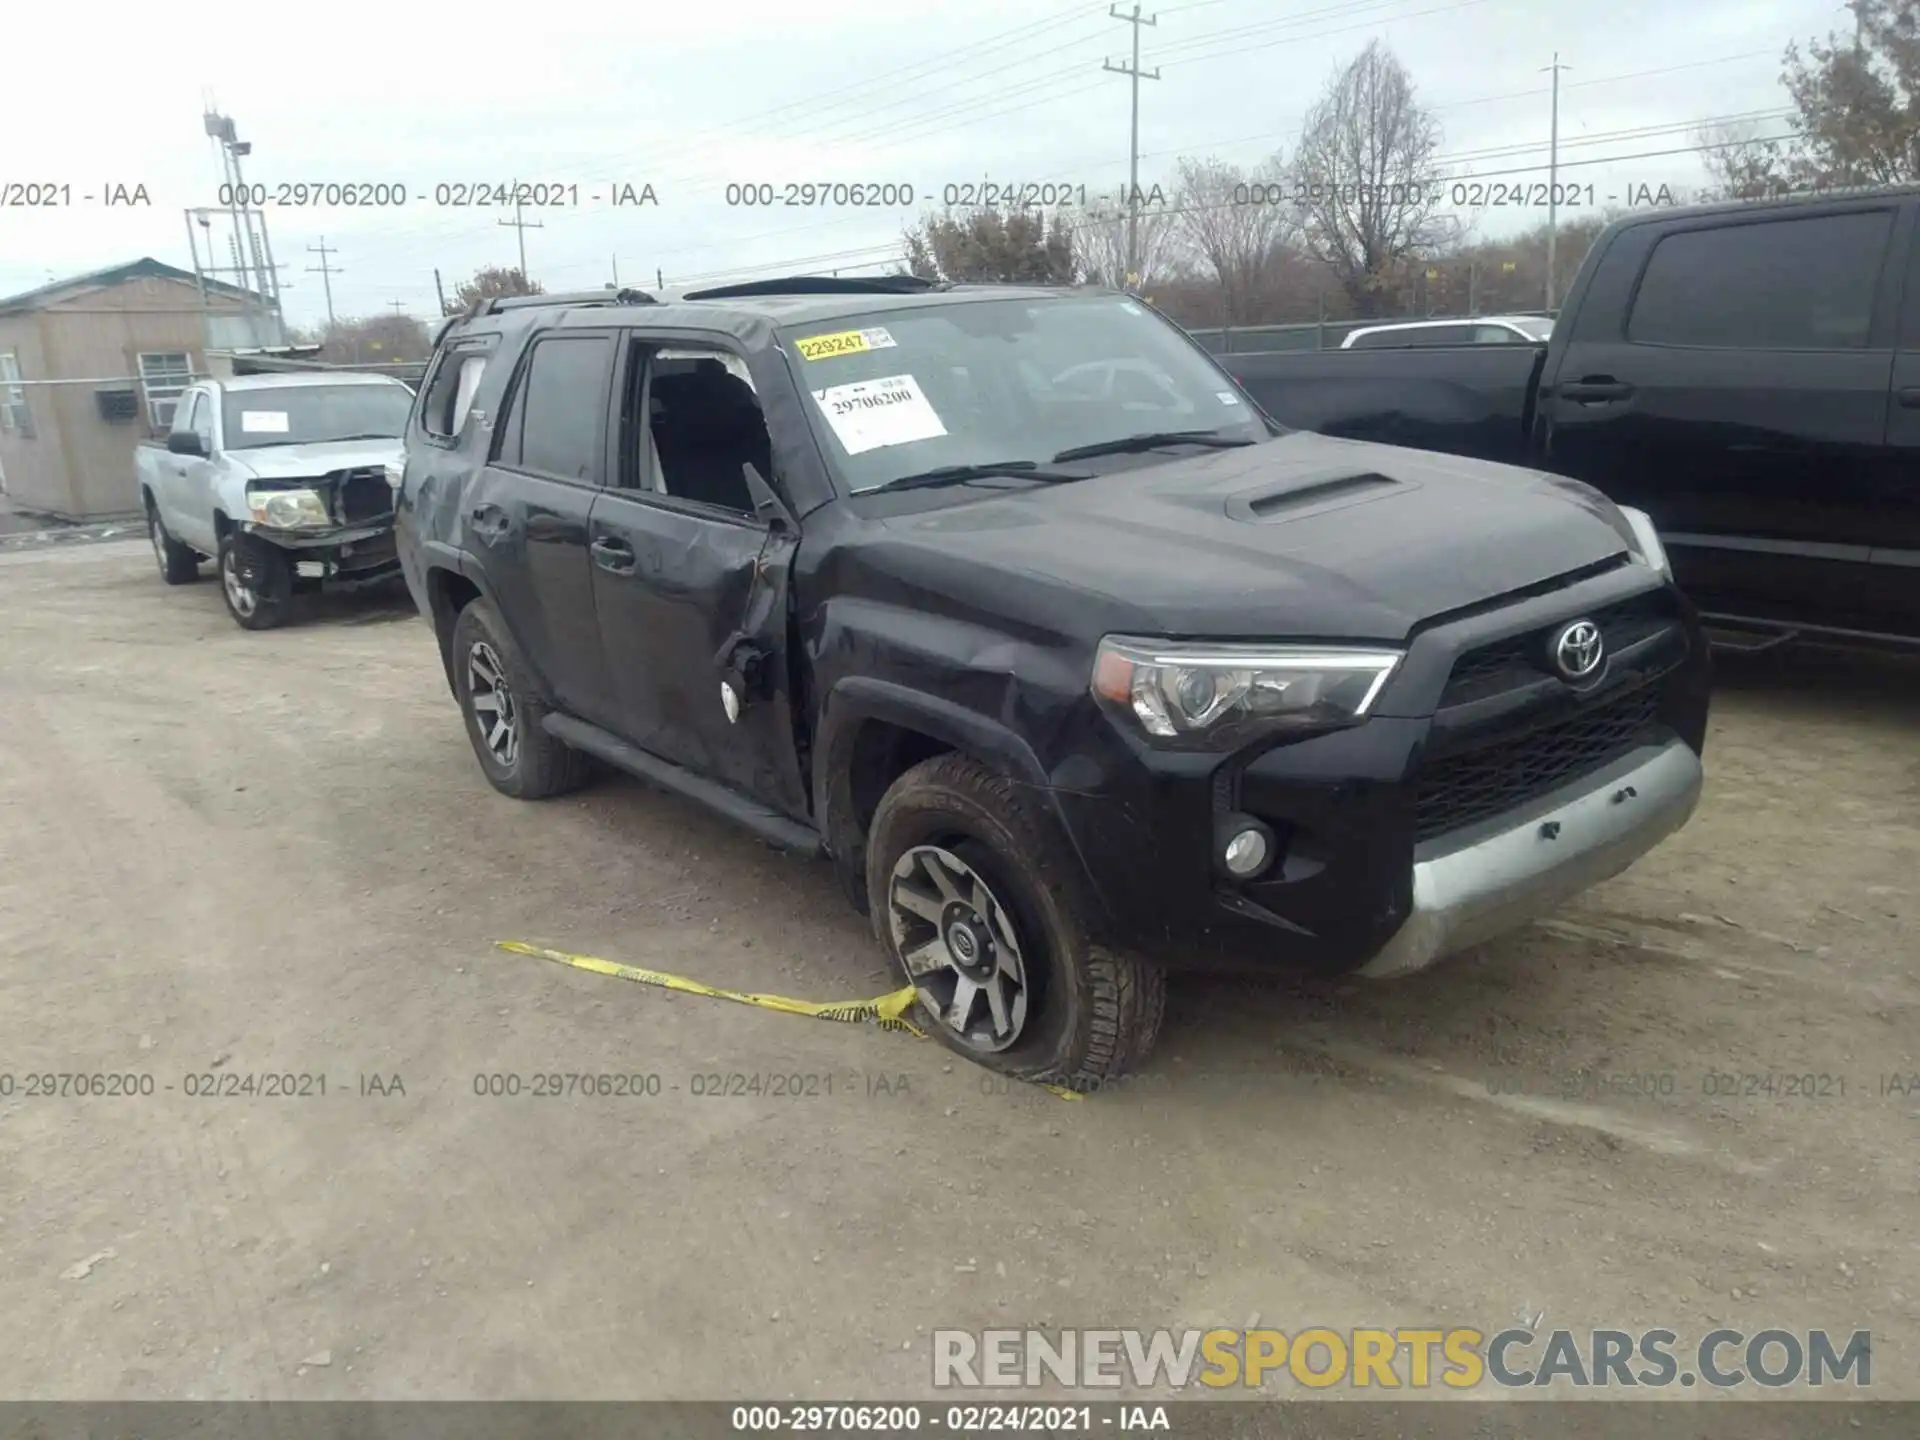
left=328, top=5, right=1118, bottom=273
left=334, top=0, right=1471, bottom=275
left=1104, top=3, right=1161, bottom=287
left=1543, top=51, right=1572, bottom=308
left=298, top=4, right=1789, bottom=298
left=560, top=70, right=1789, bottom=282
left=305, top=237, right=340, bottom=329
left=499, top=196, right=543, bottom=280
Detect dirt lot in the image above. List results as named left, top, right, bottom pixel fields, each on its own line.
left=1, top=540, right=1915, bottom=1407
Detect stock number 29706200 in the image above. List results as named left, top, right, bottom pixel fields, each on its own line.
left=472, top=1073, right=663, bottom=1097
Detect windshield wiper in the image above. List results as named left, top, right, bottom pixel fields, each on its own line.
left=1050, top=429, right=1257, bottom=463
left=864, top=460, right=1093, bottom=495
left=326, top=433, right=402, bottom=443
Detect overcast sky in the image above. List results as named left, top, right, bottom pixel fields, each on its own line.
left=1, top=0, right=1847, bottom=327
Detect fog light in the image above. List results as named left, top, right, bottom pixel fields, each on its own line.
left=1223, top=827, right=1270, bottom=877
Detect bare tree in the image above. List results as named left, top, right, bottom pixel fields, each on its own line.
left=449, top=265, right=542, bottom=314
left=1167, top=156, right=1299, bottom=325
left=1070, top=196, right=1178, bottom=288
left=1695, top=120, right=1794, bottom=201
left=1292, top=41, right=1448, bottom=318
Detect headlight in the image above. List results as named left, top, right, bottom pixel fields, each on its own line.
left=1091, top=637, right=1403, bottom=748
left=247, top=487, right=331, bottom=529
left=1617, top=505, right=1671, bottom=581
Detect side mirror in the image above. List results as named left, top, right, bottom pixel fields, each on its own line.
left=741, top=462, right=797, bottom=533
left=166, top=430, right=206, bottom=457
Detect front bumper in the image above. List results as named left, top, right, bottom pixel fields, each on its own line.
left=244, top=519, right=400, bottom=588
left=1357, top=737, right=1701, bottom=978
left=1040, top=566, right=1711, bottom=976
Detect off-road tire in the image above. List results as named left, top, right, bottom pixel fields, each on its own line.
left=217, top=531, right=292, bottom=630
left=146, top=503, right=200, bottom=585
left=449, top=598, right=593, bottom=800
left=866, top=752, right=1165, bottom=1091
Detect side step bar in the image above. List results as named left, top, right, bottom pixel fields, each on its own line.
left=542, top=713, right=823, bottom=857
left=1701, top=622, right=1801, bottom=655
left=1699, top=611, right=1920, bottom=655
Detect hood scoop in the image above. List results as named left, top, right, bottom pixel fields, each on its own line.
left=1227, top=469, right=1411, bottom=523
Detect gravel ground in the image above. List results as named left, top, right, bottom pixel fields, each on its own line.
left=0, top=540, right=1914, bottom=1410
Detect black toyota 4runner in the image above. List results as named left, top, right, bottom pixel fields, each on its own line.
left=395, top=275, right=1711, bottom=1090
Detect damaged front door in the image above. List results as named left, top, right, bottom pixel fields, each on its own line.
left=586, top=337, right=810, bottom=822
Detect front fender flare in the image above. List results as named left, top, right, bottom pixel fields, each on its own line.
left=813, top=676, right=1108, bottom=921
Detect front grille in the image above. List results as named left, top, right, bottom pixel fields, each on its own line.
left=334, top=468, right=392, bottom=525
left=1413, top=684, right=1665, bottom=843
left=1439, top=592, right=1675, bottom=708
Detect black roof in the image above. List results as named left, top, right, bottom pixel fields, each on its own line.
left=440, top=275, right=1101, bottom=345
left=0, top=256, right=258, bottom=314
left=1604, top=182, right=1920, bottom=232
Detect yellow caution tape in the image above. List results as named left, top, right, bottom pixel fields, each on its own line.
left=497, top=940, right=925, bottom=1033
left=495, top=940, right=1083, bottom=1100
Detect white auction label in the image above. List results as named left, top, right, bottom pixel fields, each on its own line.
left=810, top=373, right=948, bottom=455
left=239, top=411, right=290, bottom=433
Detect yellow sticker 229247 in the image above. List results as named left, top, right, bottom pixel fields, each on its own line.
left=794, top=326, right=897, bottom=360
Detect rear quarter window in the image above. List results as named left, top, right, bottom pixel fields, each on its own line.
left=419, top=345, right=493, bottom=440
left=1626, top=210, right=1894, bottom=349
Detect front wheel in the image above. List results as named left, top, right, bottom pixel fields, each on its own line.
left=217, top=532, right=292, bottom=630
left=866, top=753, right=1165, bottom=1091
left=147, top=505, right=200, bottom=585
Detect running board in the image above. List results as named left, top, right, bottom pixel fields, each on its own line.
left=1698, top=610, right=1920, bottom=654
left=1702, top=622, right=1801, bottom=655
left=542, top=713, right=823, bottom=857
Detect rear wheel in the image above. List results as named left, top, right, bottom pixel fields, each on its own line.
left=217, top=532, right=292, bottom=630
left=147, top=504, right=200, bottom=585
left=449, top=599, right=593, bottom=799
left=866, top=753, right=1165, bottom=1091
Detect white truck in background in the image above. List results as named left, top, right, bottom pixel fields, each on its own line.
left=136, top=372, right=414, bottom=629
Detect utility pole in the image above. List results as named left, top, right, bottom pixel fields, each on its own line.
left=1542, top=52, right=1571, bottom=312
left=434, top=268, right=449, bottom=317
left=306, top=238, right=340, bottom=329
left=612, top=255, right=620, bottom=289
left=656, top=267, right=665, bottom=290
left=1103, top=4, right=1160, bottom=291
left=498, top=196, right=543, bottom=282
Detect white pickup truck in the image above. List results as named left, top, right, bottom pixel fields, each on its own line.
left=136, top=372, right=414, bottom=629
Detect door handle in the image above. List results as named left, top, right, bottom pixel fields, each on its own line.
left=1898, top=387, right=1920, bottom=409
left=590, top=537, right=637, bottom=573
left=1559, top=379, right=1634, bottom=403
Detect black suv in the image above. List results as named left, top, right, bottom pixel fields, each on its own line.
left=395, top=275, right=1711, bottom=1089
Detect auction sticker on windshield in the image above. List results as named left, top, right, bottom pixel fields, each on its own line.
left=794, top=327, right=898, bottom=361
left=239, top=411, right=290, bottom=433
left=811, top=374, right=948, bottom=455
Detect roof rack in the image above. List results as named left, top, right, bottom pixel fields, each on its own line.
left=469, top=287, right=658, bottom=317
left=679, top=274, right=943, bottom=300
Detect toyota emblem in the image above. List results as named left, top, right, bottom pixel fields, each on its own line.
left=1551, top=619, right=1605, bottom=681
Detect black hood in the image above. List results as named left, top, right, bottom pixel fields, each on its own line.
left=868, top=431, right=1634, bottom=642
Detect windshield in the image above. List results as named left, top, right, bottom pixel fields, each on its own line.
left=783, top=294, right=1270, bottom=495
left=223, top=384, right=414, bottom=451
